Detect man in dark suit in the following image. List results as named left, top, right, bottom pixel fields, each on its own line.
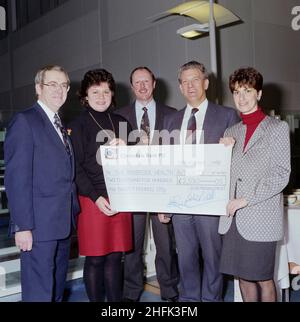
left=4, top=65, right=79, bottom=302
left=159, top=61, right=239, bottom=302
left=115, top=66, right=179, bottom=302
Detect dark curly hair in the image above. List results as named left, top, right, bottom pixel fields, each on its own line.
left=78, top=69, right=116, bottom=107
left=229, top=67, right=263, bottom=93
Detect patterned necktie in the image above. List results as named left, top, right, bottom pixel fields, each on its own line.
left=54, top=113, right=71, bottom=155
left=186, top=108, right=198, bottom=144
left=140, top=107, right=150, bottom=144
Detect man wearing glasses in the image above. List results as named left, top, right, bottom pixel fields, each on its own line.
left=4, top=65, right=79, bottom=301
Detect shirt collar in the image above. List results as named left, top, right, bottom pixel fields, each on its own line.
left=186, top=98, right=208, bottom=113
left=37, top=100, right=57, bottom=123
left=136, top=98, right=155, bottom=111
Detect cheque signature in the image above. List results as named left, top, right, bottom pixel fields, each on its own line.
left=168, top=191, right=215, bottom=209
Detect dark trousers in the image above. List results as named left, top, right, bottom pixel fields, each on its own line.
left=172, top=214, right=223, bottom=302
left=20, top=237, right=70, bottom=302
left=123, top=213, right=179, bottom=300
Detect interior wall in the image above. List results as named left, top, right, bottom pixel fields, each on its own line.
left=251, top=0, right=300, bottom=114
left=100, top=0, right=299, bottom=114
left=0, top=0, right=299, bottom=126
left=0, top=0, right=103, bottom=125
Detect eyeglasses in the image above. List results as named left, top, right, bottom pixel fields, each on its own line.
left=42, top=82, right=70, bottom=91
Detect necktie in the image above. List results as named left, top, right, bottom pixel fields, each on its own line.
left=54, top=113, right=71, bottom=155
left=186, top=108, right=198, bottom=144
left=140, top=107, right=150, bottom=144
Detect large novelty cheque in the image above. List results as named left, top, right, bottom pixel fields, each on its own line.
left=100, top=144, right=232, bottom=216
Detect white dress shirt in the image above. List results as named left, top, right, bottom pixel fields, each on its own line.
left=38, top=100, right=64, bottom=143
left=180, top=99, right=208, bottom=144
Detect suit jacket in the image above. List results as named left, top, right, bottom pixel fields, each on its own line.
left=114, top=101, right=176, bottom=144
left=164, top=102, right=239, bottom=144
left=218, top=116, right=291, bottom=242
left=164, top=102, right=239, bottom=219
left=4, top=103, right=80, bottom=242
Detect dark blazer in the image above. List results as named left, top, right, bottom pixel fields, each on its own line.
left=114, top=101, right=176, bottom=144
left=4, top=103, right=79, bottom=242
left=164, top=102, right=239, bottom=144
left=163, top=101, right=239, bottom=301
left=114, top=101, right=179, bottom=300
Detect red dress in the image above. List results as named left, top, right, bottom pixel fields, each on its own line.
left=77, top=196, right=132, bottom=256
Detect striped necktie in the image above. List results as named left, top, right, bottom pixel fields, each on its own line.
left=140, top=106, right=150, bottom=144
left=186, top=108, right=198, bottom=144
left=54, top=113, right=71, bottom=155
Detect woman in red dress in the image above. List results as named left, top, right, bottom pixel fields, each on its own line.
left=69, top=69, right=132, bottom=302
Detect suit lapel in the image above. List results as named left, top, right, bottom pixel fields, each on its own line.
left=150, top=103, right=161, bottom=145
left=174, top=108, right=186, bottom=131
left=129, top=102, right=138, bottom=130
left=154, top=103, right=163, bottom=131
left=243, top=116, right=270, bottom=153
left=234, top=123, right=246, bottom=155
left=34, top=104, right=70, bottom=156
left=202, top=103, right=217, bottom=143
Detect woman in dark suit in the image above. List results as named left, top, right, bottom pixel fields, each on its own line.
left=69, top=69, right=132, bottom=302
left=219, top=67, right=291, bottom=302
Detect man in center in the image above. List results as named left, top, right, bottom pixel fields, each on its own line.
left=115, top=66, right=179, bottom=302
left=160, top=61, right=239, bottom=302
